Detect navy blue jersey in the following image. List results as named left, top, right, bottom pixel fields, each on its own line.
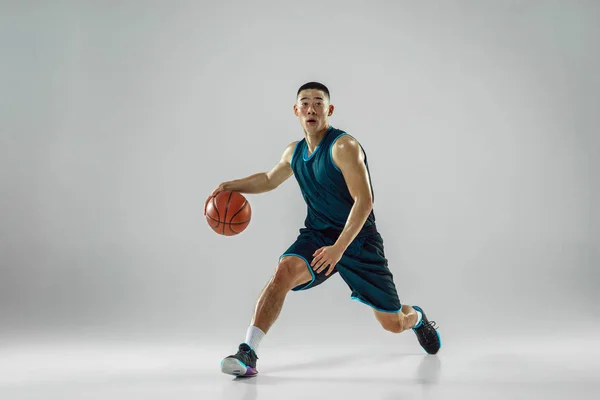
left=290, top=126, right=376, bottom=235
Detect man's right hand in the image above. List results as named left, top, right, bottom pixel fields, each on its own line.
left=210, top=182, right=229, bottom=197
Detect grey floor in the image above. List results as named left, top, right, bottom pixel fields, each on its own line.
left=1, top=332, right=598, bottom=400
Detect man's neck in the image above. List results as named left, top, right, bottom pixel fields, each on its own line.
left=305, top=125, right=331, bottom=152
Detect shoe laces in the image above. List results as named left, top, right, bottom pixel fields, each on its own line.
left=238, top=347, right=258, bottom=360
left=421, top=319, right=439, bottom=331
left=428, top=320, right=438, bottom=329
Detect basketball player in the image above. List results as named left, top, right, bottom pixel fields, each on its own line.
left=206, top=82, right=441, bottom=377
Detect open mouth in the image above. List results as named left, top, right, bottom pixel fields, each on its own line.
left=306, top=119, right=317, bottom=124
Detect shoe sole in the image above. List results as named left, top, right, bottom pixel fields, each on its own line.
left=220, top=358, right=258, bottom=377
left=415, top=329, right=442, bottom=354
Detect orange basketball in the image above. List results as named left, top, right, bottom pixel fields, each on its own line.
left=205, top=191, right=251, bottom=236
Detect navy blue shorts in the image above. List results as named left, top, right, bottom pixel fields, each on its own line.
left=279, top=226, right=402, bottom=313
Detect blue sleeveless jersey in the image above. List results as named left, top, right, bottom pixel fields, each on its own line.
left=290, top=126, right=376, bottom=235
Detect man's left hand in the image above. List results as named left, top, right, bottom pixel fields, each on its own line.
left=311, top=245, right=345, bottom=276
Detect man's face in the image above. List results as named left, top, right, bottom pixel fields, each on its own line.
left=294, top=89, right=334, bottom=133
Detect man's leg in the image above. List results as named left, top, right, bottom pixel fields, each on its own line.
left=336, top=232, right=441, bottom=355
left=250, top=256, right=312, bottom=334
left=220, top=256, right=312, bottom=376
left=221, top=228, right=336, bottom=376
left=373, top=305, right=420, bottom=333
left=373, top=304, right=441, bottom=354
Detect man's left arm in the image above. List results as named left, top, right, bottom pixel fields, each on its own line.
left=310, top=135, right=374, bottom=275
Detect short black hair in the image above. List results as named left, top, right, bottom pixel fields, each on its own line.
left=297, top=82, right=330, bottom=101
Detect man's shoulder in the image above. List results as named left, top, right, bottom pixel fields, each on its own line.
left=285, top=139, right=303, bottom=151
left=328, top=126, right=359, bottom=144
left=282, top=140, right=304, bottom=164
left=330, top=130, right=366, bottom=166
left=332, top=133, right=361, bottom=152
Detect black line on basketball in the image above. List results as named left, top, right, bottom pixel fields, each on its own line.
left=211, top=196, right=221, bottom=228
left=228, top=199, right=248, bottom=223
left=229, top=222, right=246, bottom=235
left=206, top=215, right=220, bottom=228
left=222, top=191, right=233, bottom=235
left=206, top=215, right=250, bottom=225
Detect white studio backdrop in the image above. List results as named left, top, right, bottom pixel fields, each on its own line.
left=0, top=0, right=598, bottom=351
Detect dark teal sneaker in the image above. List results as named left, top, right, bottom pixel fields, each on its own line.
left=412, top=306, right=442, bottom=354
left=220, top=343, right=258, bottom=376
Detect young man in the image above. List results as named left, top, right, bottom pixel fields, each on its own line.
left=207, top=82, right=441, bottom=377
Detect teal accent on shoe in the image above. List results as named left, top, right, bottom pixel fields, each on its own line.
left=221, top=357, right=248, bottom=369
left=221, top=354, right=251, bottom=370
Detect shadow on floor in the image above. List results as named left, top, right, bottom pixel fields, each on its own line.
left=233, top=353, right=442, bottom=387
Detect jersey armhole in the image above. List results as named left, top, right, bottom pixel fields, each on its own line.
left=290, top=141, right=301, bottom=166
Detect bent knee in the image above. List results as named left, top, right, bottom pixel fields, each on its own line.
left=273, top=256, right=311, bottom=288
left=377, top=313, right=407, bottom=334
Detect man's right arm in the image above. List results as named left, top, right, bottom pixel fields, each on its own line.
left=209, top=141, right=298, bottom=196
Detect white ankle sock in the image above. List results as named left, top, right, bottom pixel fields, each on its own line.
left=245, top=326, right=265, bottom=353
left=414, top=310, right=423, bottom=328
